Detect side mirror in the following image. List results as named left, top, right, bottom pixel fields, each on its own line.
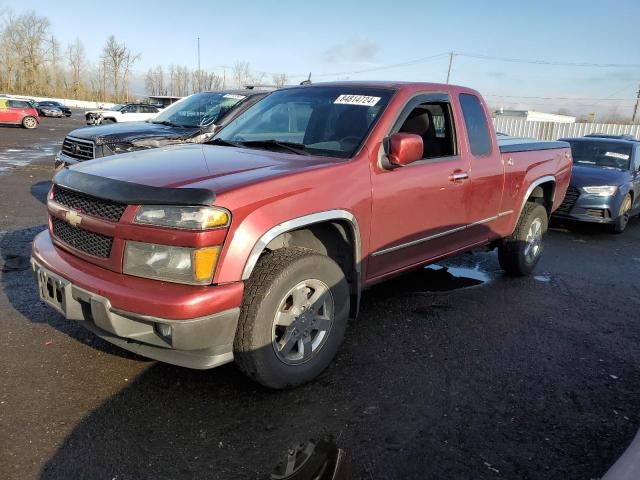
left=388, top=133, right=423, bottom=167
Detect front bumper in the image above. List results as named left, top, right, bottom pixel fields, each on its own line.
left=552, top=191, right=622, bottom=224
left=31, top=231, right=243, bottom=369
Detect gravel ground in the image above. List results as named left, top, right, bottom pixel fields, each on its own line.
left=0, top=116, right=639, bottom=479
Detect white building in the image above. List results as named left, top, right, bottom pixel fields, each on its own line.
left=494, top=109, right=576, bottom=124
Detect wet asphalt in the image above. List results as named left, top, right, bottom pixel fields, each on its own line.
left=0, top=116, right=639, bottom=480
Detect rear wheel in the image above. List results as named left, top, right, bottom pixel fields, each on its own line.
left=22, top=116, right=37, bottom=129
left=499, top=203, right=548, bottom=276
left=234, top=247, right=350, bottom=389
left=611, top=194, right=632, bottom=234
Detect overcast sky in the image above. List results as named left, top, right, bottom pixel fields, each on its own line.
left=3, top=0, right=640, bottom=117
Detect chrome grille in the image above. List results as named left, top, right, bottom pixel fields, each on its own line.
left=53, top=186, right=126, bottom=221
left=61, top=137, right=95, bottom=161
left=52, top=217, right=113, bottom=258
left=556, top=186, right=580, bottom=215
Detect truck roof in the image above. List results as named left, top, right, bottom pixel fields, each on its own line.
left=294, top=80, right=477, bottom=94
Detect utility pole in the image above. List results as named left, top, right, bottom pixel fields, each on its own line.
left=632, top=83, right=640, bottom=123
left=197, top=37, right=201, bottom=72
left=446, top=51, right=455, bottom=84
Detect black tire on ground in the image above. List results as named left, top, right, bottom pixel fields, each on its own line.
left=234, top=247, right=350, bottom=389
left=101, top=118, right=115, bottom=124
left=22, top=116, right=37, bottom=129
left=498, top=202, right=548, bottom=276
left=611, top=194, right=632, bottom=234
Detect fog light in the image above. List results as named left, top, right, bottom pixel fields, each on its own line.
left=156, top=323, right=172, bottom=338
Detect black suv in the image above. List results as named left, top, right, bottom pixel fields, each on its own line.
left=56, top=89, right=270, bottom=169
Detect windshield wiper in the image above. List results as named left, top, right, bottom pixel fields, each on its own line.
left=208, top=138, right=243, bottom=148
left=151, top=120, right=190, bottom=128
left=237, top=140, right=310, bottom=156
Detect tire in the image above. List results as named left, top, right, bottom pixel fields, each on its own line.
left=22, top=116, right=37, bottom=129
left=234, top=247, right=350, bottom=389
left=498, top=203, right=548, bottom=276
left=611, top=194, right=632, bottom=234
left=102, top=118, right=115, bottom=124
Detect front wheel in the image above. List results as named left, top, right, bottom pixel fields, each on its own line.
left=611, top=194, right=632, bottom=234
left=498, top=203, right=548, bottom=276
left=234, top=247, right=350, bottom=389
left=22, top=116, right=37, bottom=129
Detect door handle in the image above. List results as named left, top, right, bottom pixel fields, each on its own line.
left=449, top=171, right=469, bottom=182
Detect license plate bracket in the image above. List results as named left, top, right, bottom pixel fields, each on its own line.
left=35, top=266, right=68, bottom=315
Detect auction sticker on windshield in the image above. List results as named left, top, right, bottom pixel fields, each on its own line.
left=334, top=94, right=381, bottom=106
left=605, top=152, right=629, bottom=160
left=223, top=94, right=246, bottom=100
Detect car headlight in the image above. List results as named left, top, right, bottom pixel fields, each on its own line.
left=134, top=206, right=230, bottom=230
left=103, top=143, right=137, bottom=155
left=582, top=186, right=617, bottom=196
left=124, top=241, right=220, bottom=285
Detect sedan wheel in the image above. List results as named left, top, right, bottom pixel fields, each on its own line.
left=612, top=194, right=632, bottom=234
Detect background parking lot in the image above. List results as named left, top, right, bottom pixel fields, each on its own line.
left=1, top=117, right=639, bottom=479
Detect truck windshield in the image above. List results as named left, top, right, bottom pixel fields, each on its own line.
left=569, top=141, right=632, bottom=170
left=151, top=92, right=246, bottom=128
left=213, top=86, right=394, bottom=158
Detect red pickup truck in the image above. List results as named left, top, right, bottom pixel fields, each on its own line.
left=31, top=82, right=572, bottom=388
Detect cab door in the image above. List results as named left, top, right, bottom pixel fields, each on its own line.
left=367, top=94, right=473, bottom=280
left=456, top=93, right=504, bottom=243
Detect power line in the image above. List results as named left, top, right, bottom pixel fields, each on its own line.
left=484, top=94, right=634, bottom=102
left=456, top=52, right=640, bottom=69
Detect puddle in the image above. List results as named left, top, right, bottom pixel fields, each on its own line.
left=534, top=275, right=551, bottom=283
left=421, top=264, right=490, bottom=291
left=0, top=143, right=57, bottom=173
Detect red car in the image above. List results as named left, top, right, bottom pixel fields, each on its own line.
left=0, top=98, right=40, bottom=128
left=32, top=82, right=572, bottom=388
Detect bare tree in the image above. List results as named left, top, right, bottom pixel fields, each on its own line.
left=101, top=35, right=139, bottom=102
left=272, top=73, right=288, bottom=87
left=66, top=38, right=86, bottom=98
left=232, top=61, right=250, bottom=88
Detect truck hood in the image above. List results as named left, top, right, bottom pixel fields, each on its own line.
left=570, top=163, right=631, bottom=188
left=68, top=122, right=199, bottom=146
left=70, top=144, right=337, bottom=194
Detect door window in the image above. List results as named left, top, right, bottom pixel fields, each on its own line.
left=396, top=101, right=456, bottom=159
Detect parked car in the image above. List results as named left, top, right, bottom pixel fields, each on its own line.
left=36, top=101, right=72, bottom=117
left=0, top=98, right=40, bottom=129
left=84, top=103, right=160, bottom=125
left=36, top=104, right=64, bottom=118
left=55, top=89, right=269, bottom=169
left=31, top=82, right=571, bottom=388
left=553, top=134, right=640, bottom=233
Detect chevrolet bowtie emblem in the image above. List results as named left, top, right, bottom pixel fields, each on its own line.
left=65, top=210, right=82, bottom=227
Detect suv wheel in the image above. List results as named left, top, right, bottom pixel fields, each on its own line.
left=498, top=203, right=548, bottom=276
left=22, top=116, right=37, bottom=129
left=234, top=247, right=350, bottom=389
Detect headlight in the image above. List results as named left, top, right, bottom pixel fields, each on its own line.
left=124, top=241, right=220, bottom=285
left=104, top=143, right=137, bottom=155
left=135, top=206, right=229, bottom=230
left=582, top=186, right=617, bottom=196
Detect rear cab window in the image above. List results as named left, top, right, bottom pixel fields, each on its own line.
left=459, top=93, right=492, bottom=156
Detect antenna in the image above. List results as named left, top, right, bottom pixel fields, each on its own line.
left=299, top=72, right=312, bottom=86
